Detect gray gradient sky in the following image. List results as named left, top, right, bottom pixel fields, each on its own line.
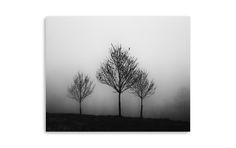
left=45, top=16, right=190, bottom=121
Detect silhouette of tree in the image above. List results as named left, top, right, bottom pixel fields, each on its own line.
left=96, top=44, right=138, bottom=117
left=68, top=72, right=95, bottom=115
left=131, top=69, right=156, bottom=118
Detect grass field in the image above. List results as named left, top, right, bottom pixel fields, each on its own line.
left=46, top=113, right=190, bottom=132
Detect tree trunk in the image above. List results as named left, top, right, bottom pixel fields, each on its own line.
left=118, top=93, right=121, bottom=117
left=79, top=100, right=82, bottom=115
left=140, top=98, right=143, bottom=118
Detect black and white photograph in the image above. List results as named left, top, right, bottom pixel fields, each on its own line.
left=2, top=0, right=236, bottom=147
left=45, top=16, right=190, bottom=131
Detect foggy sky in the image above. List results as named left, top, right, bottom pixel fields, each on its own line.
left=45, top=16, right=190, bottom=121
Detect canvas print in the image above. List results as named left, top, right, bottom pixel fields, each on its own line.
left=45, top=16, right=190, bottom=131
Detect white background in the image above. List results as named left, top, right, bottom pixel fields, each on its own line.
left=0, top=0, right=236, bottom=148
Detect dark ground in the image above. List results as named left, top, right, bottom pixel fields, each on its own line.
left=46, top=113, right=190, bottom=132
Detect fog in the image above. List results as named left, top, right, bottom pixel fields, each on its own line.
left=45, top=16, right=190, bottom=121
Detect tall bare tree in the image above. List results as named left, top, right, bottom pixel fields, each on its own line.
left=68, top=72, right=95, bottom=115
left=131, top=70, right=156, bottom=118
left=96, top=44, right=138, bottom=117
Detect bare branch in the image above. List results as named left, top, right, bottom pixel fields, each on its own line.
left=68, top=72, right=95, bottom=102
left=96, top=44, right=139, bottom=94
left=130, top=69, right=156, bottom=99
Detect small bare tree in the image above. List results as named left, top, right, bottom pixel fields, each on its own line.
left=96, top=44, right=138, bottom=117
left=131, top=70, right=156, bottom=118
left=68, top=72, right=95, bottom=115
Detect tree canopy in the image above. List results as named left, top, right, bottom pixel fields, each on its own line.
left=131, top=69, right=156, bottom=99
left=96, top=44, right=139, bottom=93
left=68, top=72, right=95, bottom=103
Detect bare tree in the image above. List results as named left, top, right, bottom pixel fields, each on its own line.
left=131, top=69, right=156, bottom=118
left=68, top=72, right=95, bottom=115
left=96, top=44, right=138, bottom=117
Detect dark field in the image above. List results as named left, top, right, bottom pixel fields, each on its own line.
left=46, top=113, right=190, bottom=132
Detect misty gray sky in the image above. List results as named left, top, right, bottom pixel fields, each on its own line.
left=45, top=16, right=190, bottom=121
